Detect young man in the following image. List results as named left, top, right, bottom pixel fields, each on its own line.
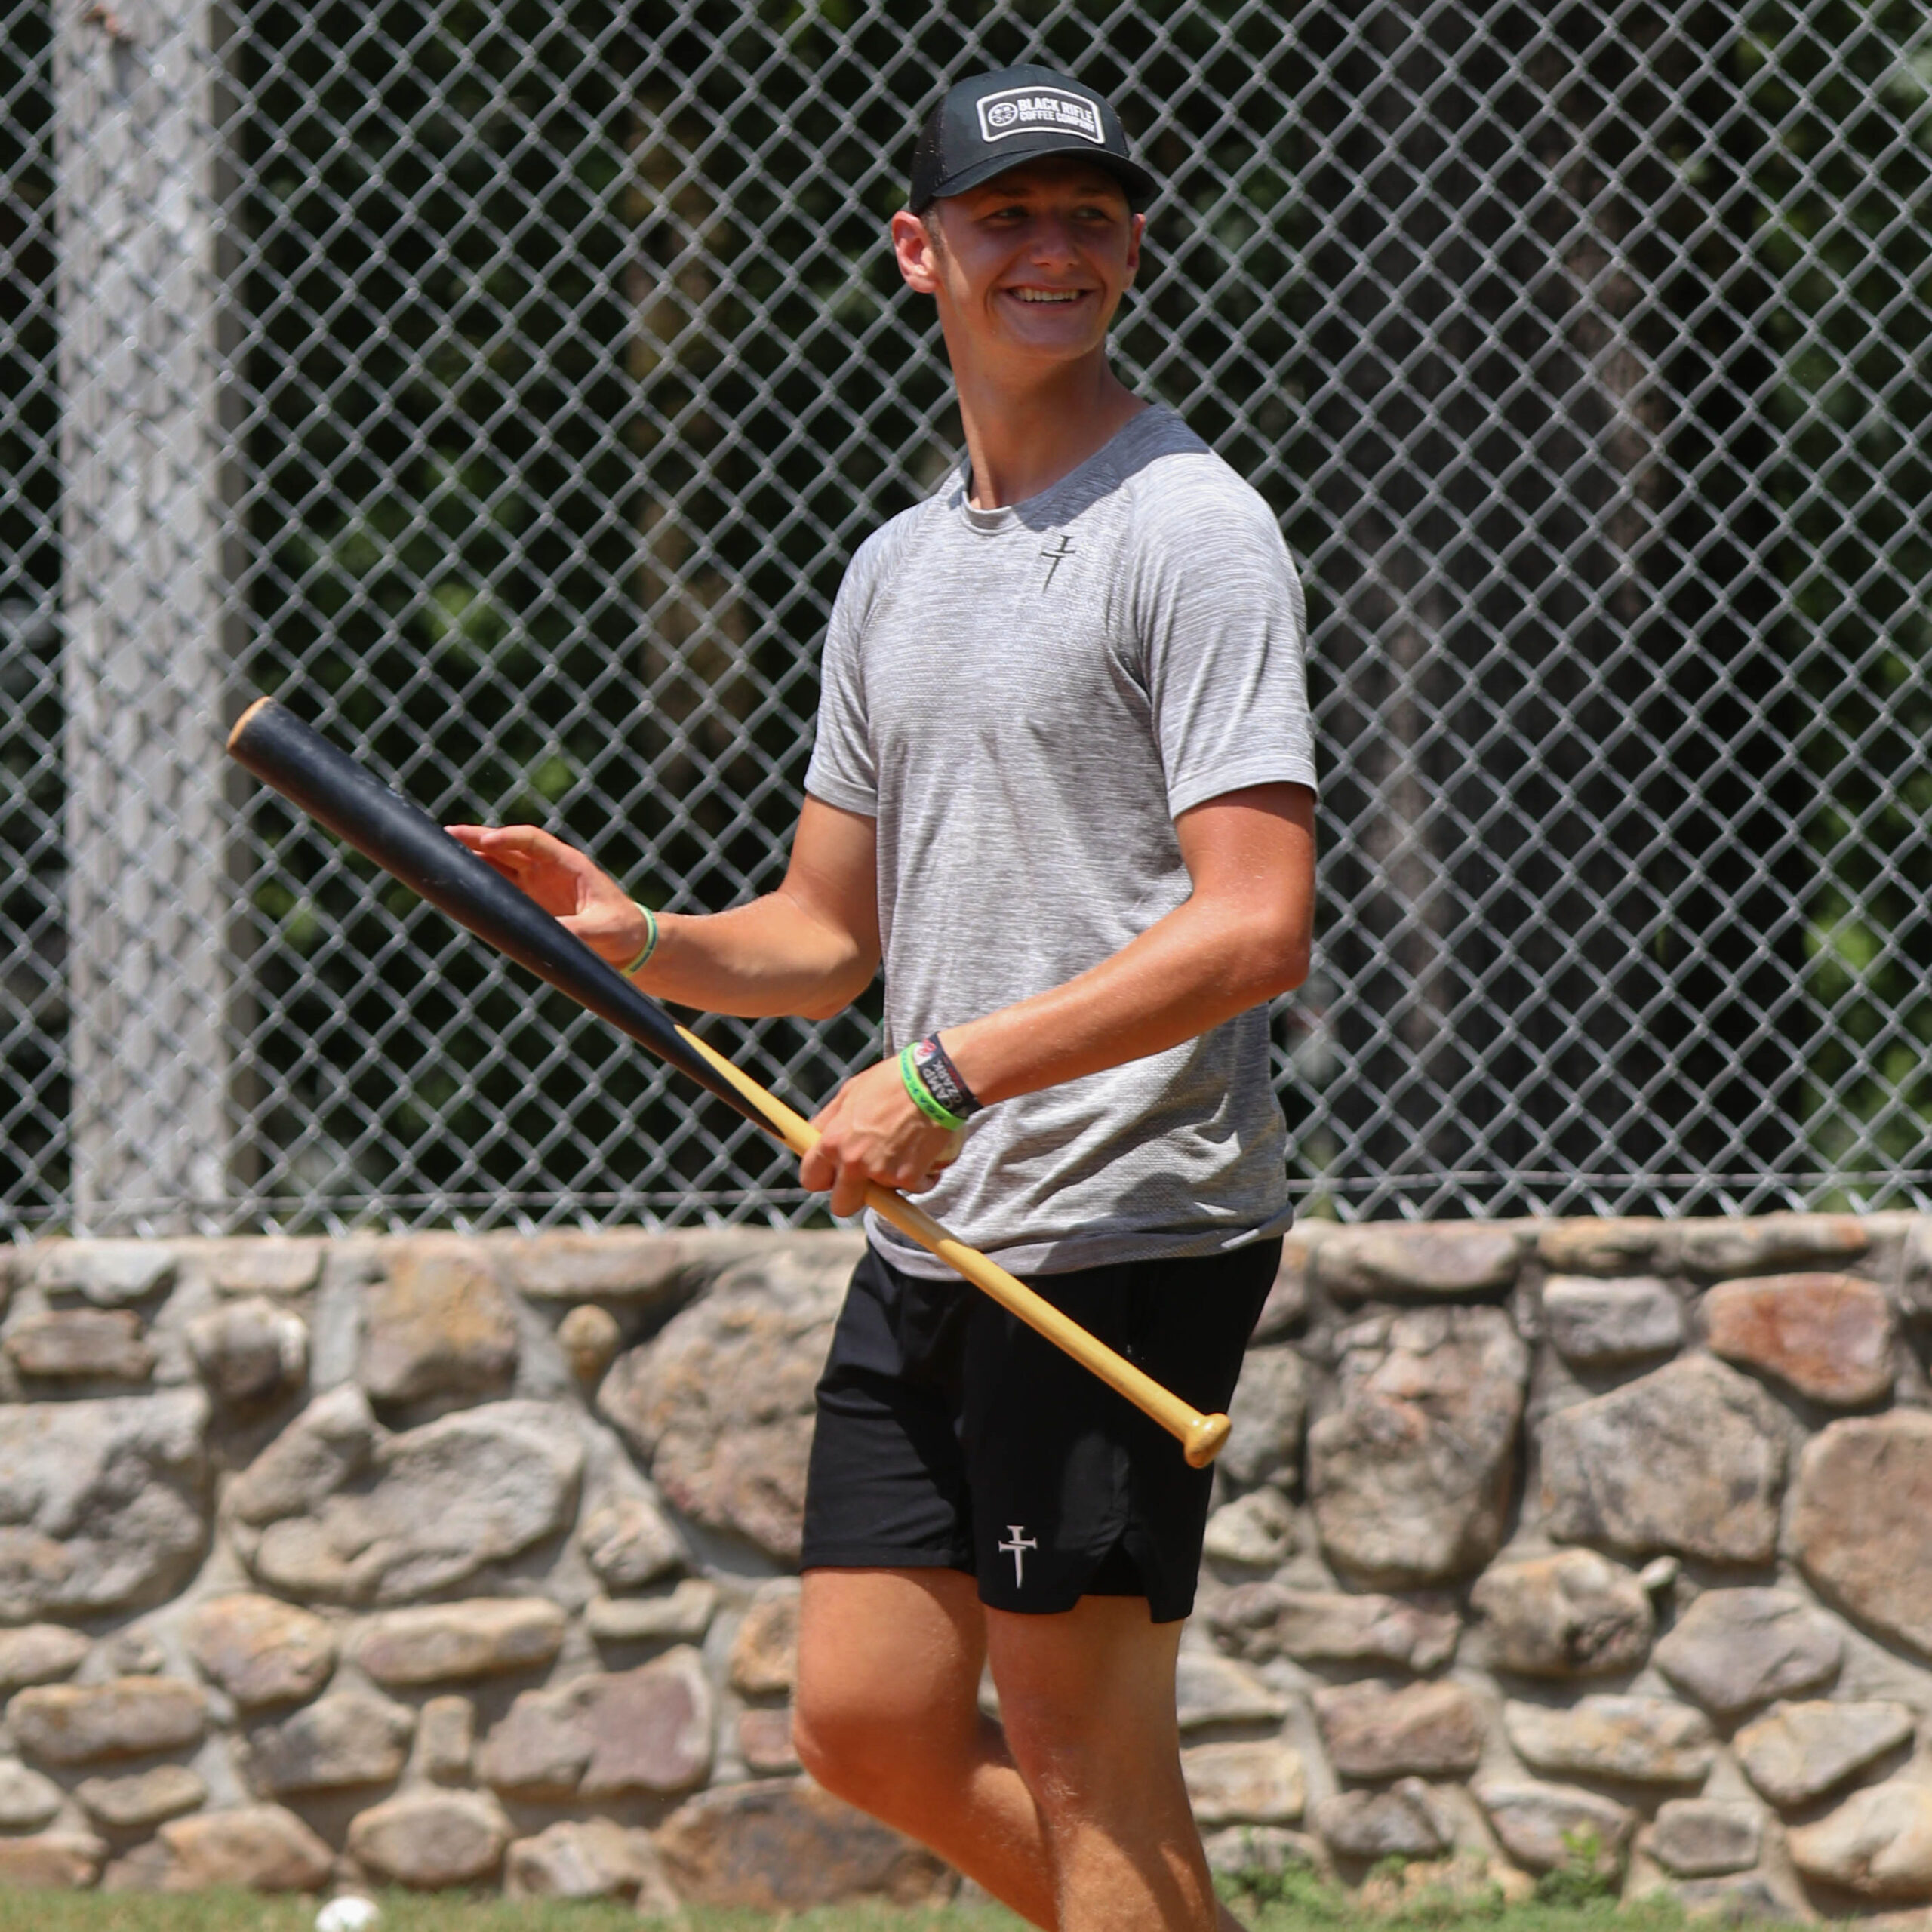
left=454, top=64, right=1315, bottom=1932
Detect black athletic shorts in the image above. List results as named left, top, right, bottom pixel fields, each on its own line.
left=800, top=1235, right=1281, bottom=1623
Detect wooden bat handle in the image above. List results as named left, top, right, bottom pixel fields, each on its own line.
left=672, top=1026, right=1234, bottom=1469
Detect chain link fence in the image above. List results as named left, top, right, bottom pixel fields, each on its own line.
left=1, top=0, right=1928, bottom=1233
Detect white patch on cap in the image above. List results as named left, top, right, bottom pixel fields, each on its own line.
left=976, top=87, right=1105, bottom=146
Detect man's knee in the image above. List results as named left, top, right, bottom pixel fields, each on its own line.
left=791, top=1669, right=903, bottom=1806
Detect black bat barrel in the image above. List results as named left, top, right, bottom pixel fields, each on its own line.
left=226, top=695, right=768, bottom=1128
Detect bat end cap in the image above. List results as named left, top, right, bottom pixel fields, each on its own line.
left=1183, top=1412, right=1232, bottom=1469
left=228, top=694, right=278, bottom=754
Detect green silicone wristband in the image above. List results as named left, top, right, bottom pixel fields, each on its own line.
left=619, top=900, right=658, bottom=978
left=899, top=1043, right=968, bottom=1131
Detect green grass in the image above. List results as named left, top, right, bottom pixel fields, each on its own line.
left=0, top=1881, right=1798, bottom=1932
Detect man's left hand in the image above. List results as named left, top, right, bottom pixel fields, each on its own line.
left=801, top=1060, right=965, bottom=1217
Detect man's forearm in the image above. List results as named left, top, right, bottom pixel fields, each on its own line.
left=636, top=889, right=877, bottom=1020
left=942, top=887, right=1306, bottom=1106
left=941, top=783, right=1316, bottom=1106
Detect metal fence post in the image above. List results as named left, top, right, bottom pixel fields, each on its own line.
left=56, top=0, right=234, bottom=1232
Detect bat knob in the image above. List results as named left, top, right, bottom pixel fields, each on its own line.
left=1183, top=1411, right=1232, bottom=1469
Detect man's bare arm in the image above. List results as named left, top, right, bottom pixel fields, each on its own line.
left=801, top=780, right=1315, bottom=1213
left=447, top=796, right=881, bottom=1020
left=945, top=780, right=1314, bottom=1102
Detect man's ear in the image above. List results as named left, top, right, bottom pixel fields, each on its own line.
left=891, top=208, right=943, bottom=295
left=1123, top=210, right=1146, bottom=289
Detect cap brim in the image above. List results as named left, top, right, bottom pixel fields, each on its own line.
left=926, top=141, right=1156, bottom=209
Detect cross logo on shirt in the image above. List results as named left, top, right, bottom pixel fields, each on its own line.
left=998, top=1524, right=1038, bottom=1586
left=1040, top=535, right=1075, bottom=591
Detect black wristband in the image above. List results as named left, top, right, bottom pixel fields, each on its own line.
left=910, top=1033, right=982, bottom=1120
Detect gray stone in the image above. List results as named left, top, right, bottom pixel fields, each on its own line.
left=0, top=1832, right=105, bottom=1890
left=1472, top=1776, right=1634, bottom=1873
left=104, top=1628, right=164, bottom=1676
left=556, top=1303, right=622, bottom=1383
left=1313, top=1229, right=1522, bottom=1306
left=1672, top=1213, right=1868, bottom=1278
left=358, top=1239, right=518, bottom=1402
left=1788, top=1780, right=1932, bottom=1901
left=1792, top=1412, right=1932, bottom=1654
left=1541, top=1275, right=1684, bottom=1365
left=598, top=1245, right=850, bottom=1564
left=655, top=1775, right=954, bottom=1912
left=186, top=1297, right=309, bottom=1406
left=1538, top=1355, right=1786, bottom=1564
left=505, top=1229, right=713, bottom=1303
left=739, top=1705, right=801, bottom=1774
left=245, top=1687, right=414, bottom=1792
left=1205, top=1581, right=1460, bottom=1672
left=355, top=1597, right=567, bottom=1684
left=1252, top=1239, right=1310, bottom=1341
left=1732, top=1699, right=1915, bottom=1808
left=5, top=1308, right=155, bottom=1380
left=1308, top=1305, right=1527, bottom=1586
left=1504, top=1694, right=1715, bottom=1784
left=478, top=1645, right=712, bottom=1799
left=1203, top=1824, right=1327, bottom=1881
left=9, top=1676, right=207, bottom=1764
left=0, top=1624, right=90, bottom=1692
left=1649, top=1799, right=1764, bottom=1879
left=210, top=1239, right=324, bottom=1296
left=579, top=1491, right=685, bottom=1589
left=1220, top=1346, right=1308, bottom=1491
left=0, top=1759, right=64, bottom=1828
left=185, top=1592, right=337, bottom=1709
left=505, top=1818, right=679, bottom=1912
left=416, top=1695, right=474, bottom=1783
left=1705, top=1272, right=1895, bottom=1407
left=230, top=1390, right=583, bottom=1604
left=1315, top=1224, right=1522, bottom=1302
left=1202, top=1488, right=1298, bottom=1567
left=587, top=1578, right=719, bottom=1644
left=1359, top=1853, right=1537, bottom=1914
left=347, top=1789, right=511, bottom=1889
left=34, top=1239, right=177, bottom=1305
left=1312, top=1679, right=1484, bottom=1780
left=226, top=1383, right=376, bottom=1522
left=729, top=1580, right=800, bottom=1697
left=1653, top=1588, right=1842, bottom=1715
left=1538, top=1220, right=1663, bottom=1276
left=1181, top=1741, right=1306, bottom=1826
left=1312, top=1781, right=1453, bottom=1860
left=1662, top=1874, right=1803, bottom=1922
left=1174, top=1651, right=1290, bottom=1730
left=75, top=1764, right=208, bottom=1830
left=1470, top=1548, right=1654, bottom=1677
left=109, top=1804, right=331, bottom=1893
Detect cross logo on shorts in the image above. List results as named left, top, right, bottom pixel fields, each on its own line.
left=998, top=1524, right=1038, bottom=1586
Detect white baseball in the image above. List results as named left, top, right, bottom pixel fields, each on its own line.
left=316, top=1897, right=380, bottom=1932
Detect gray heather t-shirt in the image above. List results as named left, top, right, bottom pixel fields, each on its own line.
left=804, top=405, right=1318, bottom=1278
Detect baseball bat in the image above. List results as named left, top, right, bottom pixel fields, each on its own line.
left=226, top=697, right=1232, bottom=1467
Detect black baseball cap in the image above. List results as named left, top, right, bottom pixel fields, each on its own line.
left=908, top=65, right=1157, bottom=213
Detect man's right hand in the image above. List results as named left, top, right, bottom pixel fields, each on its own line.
left=445, top=823, right=652, bottom=971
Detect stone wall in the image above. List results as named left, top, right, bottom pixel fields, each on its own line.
left=2, top=1215, right=1931, bottom=1914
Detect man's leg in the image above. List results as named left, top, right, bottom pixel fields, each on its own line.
left=988, top=1593, right=1224, bottom=1932
left=794, top=1565, right=1059, bottom=1927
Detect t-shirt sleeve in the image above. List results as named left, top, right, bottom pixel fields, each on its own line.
left=803, top=543, right=881, bottom=817
left=1131, top=466, right=1318, bottom=817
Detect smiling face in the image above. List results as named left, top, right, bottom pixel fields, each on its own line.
left=892, top=155, right=1145, bottom=377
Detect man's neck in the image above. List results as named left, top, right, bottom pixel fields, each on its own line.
left=952, top=349, right=1147, bottom=510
